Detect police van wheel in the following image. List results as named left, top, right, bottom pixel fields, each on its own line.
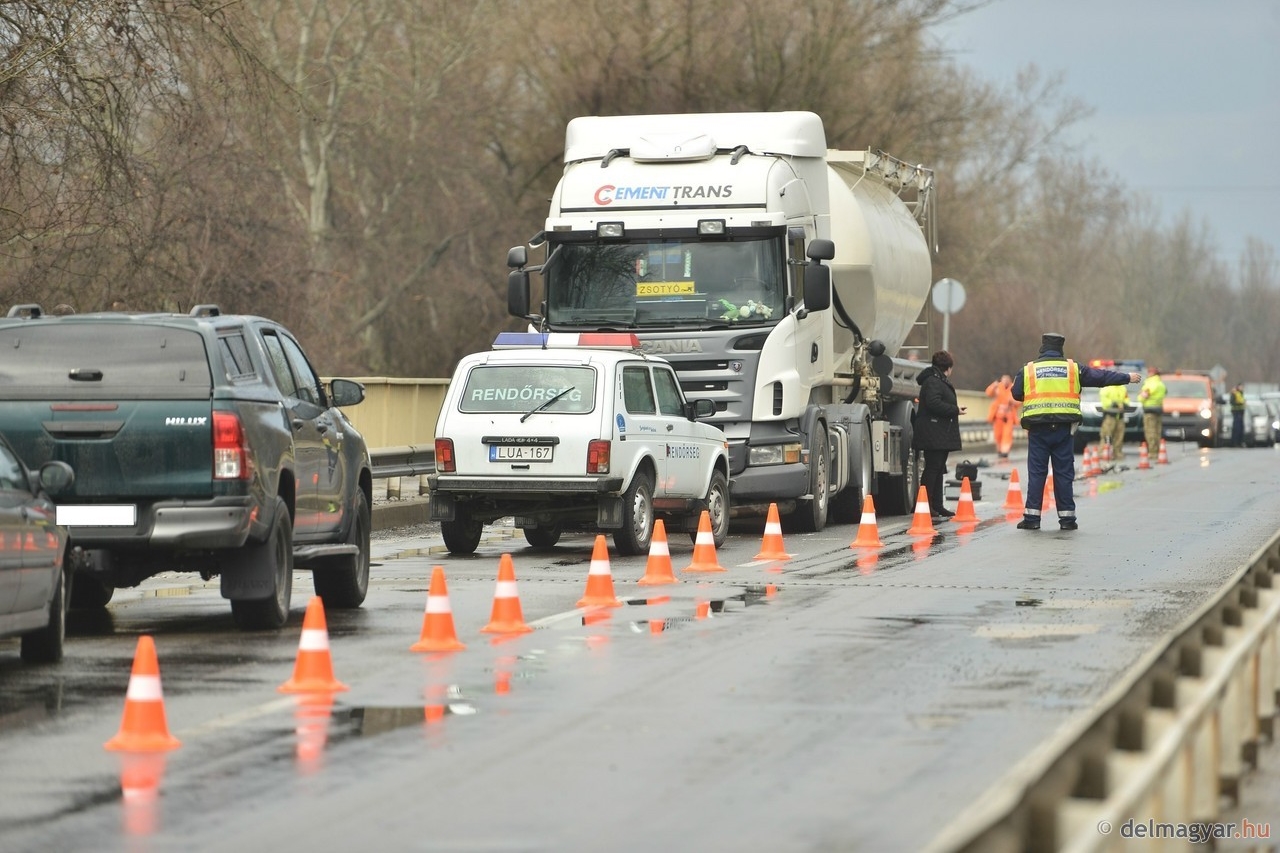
left=705, top=469, right=730, bottom=548
left=614, top=468, right=654, bottom=557
left=523, top=525, right=562, bottom=549
left=442, top=511, right=483, bottom=555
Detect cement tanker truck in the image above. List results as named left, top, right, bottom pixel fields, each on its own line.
left=507, top=111, right=936, bottom=530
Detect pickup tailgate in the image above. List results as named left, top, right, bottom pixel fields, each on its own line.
left=0, top=322, right=216, bottom=498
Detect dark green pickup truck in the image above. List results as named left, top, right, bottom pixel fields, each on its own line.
left=0, top=304, right=373, bottom=630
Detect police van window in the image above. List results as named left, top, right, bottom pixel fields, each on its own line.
left=459, top=365, right=595, bottom=414
left=653, top=368, right=684, bottom=417
left=622, top=366, right=656, bottom=415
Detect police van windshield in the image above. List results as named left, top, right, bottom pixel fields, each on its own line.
left=544, top=238, right=786, bottom=327
left=459, top=366, right=596, bottom=414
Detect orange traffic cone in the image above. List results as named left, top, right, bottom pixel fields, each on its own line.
left=1086, top=445, right=1100, bottom=477
left=481, top=554, right=534, bottom=634
left=951, top=477, right=979, bottom=522
left=753, top=503, right=792, bottom=561
left=1101, top=441, right=1113, bottom=465
left=1137, top=441, right=1151, bottom=470
left=280, top=597, right=349, bottom=693
left=850, top=495, right=883, bottom=548
left=638, top=519, right=679, bottom=585
left=410, top=566, right=467, bottom=652
left=1158, top=438, right=1169, bottom=465
left=906, top=486, right=936, bottom=536
left=1002, top=469, right=1024, bottom=512
left=105, top=635, right=182, bottom=752
left=683, top=510, right=726, bottom=573
left=1043, top=473, right=1056, bottom=510
left=577, top=535, right=623, bottom=607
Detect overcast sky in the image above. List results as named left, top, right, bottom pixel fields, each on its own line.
left=930, top=0, right=1280, bottom=271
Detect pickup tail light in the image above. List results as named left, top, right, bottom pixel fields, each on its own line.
left=435, top=438, right=456, bottom=473
left=212, top=411, right=252, bottom=480
left=587, top=440, right=611, bottom=474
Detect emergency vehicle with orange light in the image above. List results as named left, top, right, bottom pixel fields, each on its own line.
left=428, top=332, right=730, bottom=556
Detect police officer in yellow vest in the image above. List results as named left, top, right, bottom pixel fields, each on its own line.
left=1098, top=382, right=1130, bottom=458
left=1138, top=368, right=1167, bottom=454
left=1011, top=333, right=1140, bottom=530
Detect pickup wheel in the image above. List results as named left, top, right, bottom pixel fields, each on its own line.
left=613, top=467, right=654, bottom=557
left=705, top=469, right=730, bottom=547
left=442, top=509, right=483, bottom=555
left=21, top=562, right=67, bottom=664
left=523, top=525, right=562, bottom=549
left=69, top=556, right=114, bottom=610
left=313, top=490, right=370, bottom=608
left=231, top=497, right=294, bottom=630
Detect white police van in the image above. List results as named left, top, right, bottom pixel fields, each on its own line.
left=428, top=332, right=730, bottom=556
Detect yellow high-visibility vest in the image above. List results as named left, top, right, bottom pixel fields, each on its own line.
left=1021, top=358, right=1082, bottom=424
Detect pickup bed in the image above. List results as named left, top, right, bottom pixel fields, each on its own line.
left=0, top=304, right=373, bottom=629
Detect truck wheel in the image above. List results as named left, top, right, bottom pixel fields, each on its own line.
left=442, top=509, right=483, bottom=555
left=21, top=562, right=67, bottom=664
left=829, top=423, right=872, bottom=524
left=614, top=467, right=654, bottom=557
left=877, top=448, right=919, bottom=516
left=705, top=469, right=730, bottom=547
left=231, top=497, right=294, bottom=631
left=523, top=525, right=562, bottom=549
left=313, top=490, right=370, bottom=609
left=792, top=424, right=829, bottom=533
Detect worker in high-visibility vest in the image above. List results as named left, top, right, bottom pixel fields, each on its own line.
left=1138, top=369, right=1167, bottom=455
left=984, top=374, right=1019, bottom=459
left=1098, top=382, right=1130, bottom=458
left=1011, top=333, right=1140, bottom=531
left=1229, top=383, right=1247, bottom=447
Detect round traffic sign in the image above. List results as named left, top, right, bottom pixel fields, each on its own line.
left=931, top=278, right=966, bottom=314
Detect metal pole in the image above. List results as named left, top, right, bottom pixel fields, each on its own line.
left=942, top=286, right=952, bottom=351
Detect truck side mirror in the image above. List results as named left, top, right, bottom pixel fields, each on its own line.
left=508, top=269, right=531, bottom=318
left=507, top=245, right=528, bottom=269
left=803, top=263, right=831, bottom=313
left=805, top=238, right=835, bottom=261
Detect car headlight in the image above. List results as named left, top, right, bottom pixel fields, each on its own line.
left=1199, top=407, right=1213, bottom=419
left=749, top=442, right=803, bottom=466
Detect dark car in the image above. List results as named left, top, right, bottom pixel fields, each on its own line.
left=0, top=304, right=372, bottom=631
left=1075, top=382, right=1144, bottom=454
left=0, top=434, right=76, bottom=663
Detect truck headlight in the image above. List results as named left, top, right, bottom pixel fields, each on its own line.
left=749, top=442, right=802, bottom=466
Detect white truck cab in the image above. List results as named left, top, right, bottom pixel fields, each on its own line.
left=429, top=332, right=730, bottom=556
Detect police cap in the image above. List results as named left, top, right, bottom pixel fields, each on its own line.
left=1039, top=333, right=1066, bottom=354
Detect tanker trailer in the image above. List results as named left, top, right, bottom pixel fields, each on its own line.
left=506, top=111, right=936, bottom=532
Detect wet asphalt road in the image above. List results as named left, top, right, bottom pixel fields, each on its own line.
left=1, top=445, right=1278, bottom=852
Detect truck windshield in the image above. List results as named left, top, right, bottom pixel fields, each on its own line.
left=544, top=238, right=786, bottom=327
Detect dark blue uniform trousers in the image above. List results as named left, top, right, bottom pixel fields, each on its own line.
left=1024, top=424, right=1076, bottom=522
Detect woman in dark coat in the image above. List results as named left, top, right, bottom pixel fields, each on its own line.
left=912, top=350, right=965, bottom=518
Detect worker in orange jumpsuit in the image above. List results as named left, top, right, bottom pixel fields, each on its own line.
left=985, top=374, right=1020, bottom=458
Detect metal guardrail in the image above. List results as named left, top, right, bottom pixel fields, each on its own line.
left=369, top=427, right=998, bottom=483
left=370, top=445, right=435, bottom=480
left=932, top=529, right=1280, bottom=852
